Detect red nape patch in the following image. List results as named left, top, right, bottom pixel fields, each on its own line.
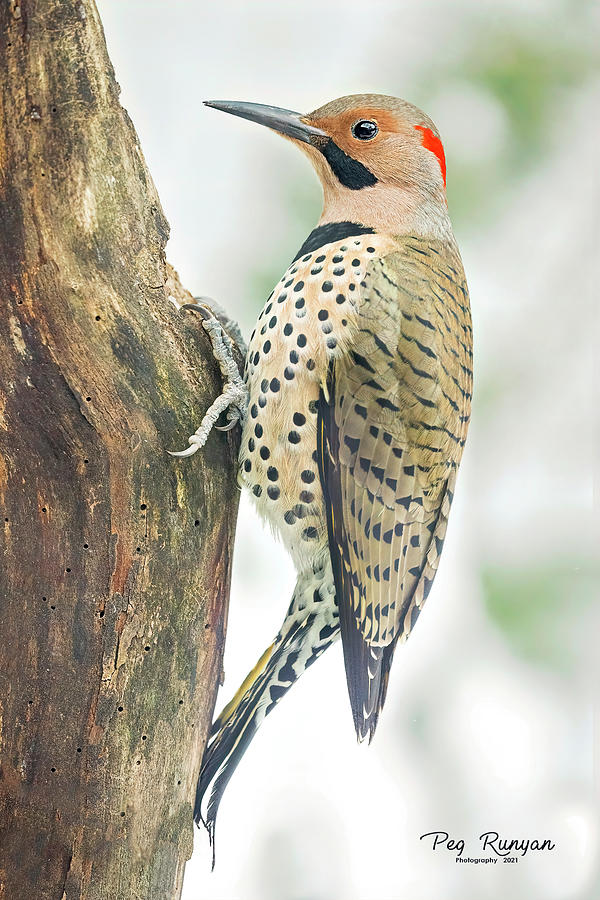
left=414, top=125, right=446, bottom=187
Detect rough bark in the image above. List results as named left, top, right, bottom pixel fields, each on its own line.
left=0, top=2, right=240, bottom=898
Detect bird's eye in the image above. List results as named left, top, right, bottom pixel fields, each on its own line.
left=351, top=119, right=378, bottom=141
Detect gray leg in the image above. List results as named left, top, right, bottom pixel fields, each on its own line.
left=169, top=301, right=248, bottom=459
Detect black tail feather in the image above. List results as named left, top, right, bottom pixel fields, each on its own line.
left=193, top=611, right=334, bottom=865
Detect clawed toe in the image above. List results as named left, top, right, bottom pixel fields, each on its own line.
left=180, top=301, right=213, bottom=321
left=169, top=302, right=248, bottom=458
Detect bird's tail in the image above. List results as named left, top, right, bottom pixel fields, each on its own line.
left=194, top=565, right=338, bottom=861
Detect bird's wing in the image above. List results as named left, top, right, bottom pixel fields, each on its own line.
left=317, top=235, right=472, bottom=740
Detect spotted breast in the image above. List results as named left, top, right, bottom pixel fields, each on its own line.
left=240, top=230, right=398, bottom=570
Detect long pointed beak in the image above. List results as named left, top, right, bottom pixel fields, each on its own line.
left=203, top=100, right=328, bottom=146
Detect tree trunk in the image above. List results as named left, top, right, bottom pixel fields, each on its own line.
left=0, top=2, right=240, bottom=898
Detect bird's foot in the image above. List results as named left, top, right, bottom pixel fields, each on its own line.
left=169, top=300, right=248, bottom=458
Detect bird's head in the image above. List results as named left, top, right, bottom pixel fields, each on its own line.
left=204, top=94, right=449, bottom=237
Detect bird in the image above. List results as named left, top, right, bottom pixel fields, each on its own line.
left=171, top=93, right=472, bottom=852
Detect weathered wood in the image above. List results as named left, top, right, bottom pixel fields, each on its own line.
left=0, top=2, right=239, bottom=898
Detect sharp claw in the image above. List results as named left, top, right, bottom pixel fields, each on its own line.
left=215, top=418, right=238, bottom=432
left=180, top=302, right=212, bottom=320
left=167, top=446, right=201, bottom=458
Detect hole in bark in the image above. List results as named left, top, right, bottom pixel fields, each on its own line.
left=28, top=700, right=33, bottom=705
left=83, top=543, right=89, bottom=549
left=84, top=459, right=89, bottom=464
left=77, top=748, right=82, bottom=753
left=194, top=520, right=200, bottom=526
left=42, top=507, right=46, bottom=512
left=120, top=812, right=125, bottom=817
left=95, top=315, right=101, bottom=320
left=50, top=605, right=56, bottom=610
left=4, top=517, right=8, bottom=522
left=42, top=596, right=47, bottom=602
left=41, top=172, right=45, bottom=177
left=191, top=723, right=195, bottom=728
left=51, top=106, right=57, bottom=113
left=136, top=547, right=141, bottom=553
left=140, top=503, right=147, bottom=510
left=136, top=759, right=141, bottom=765
left=118, top=706, right=123, bottom=712
left=144, top=645, right=150, bottom=651
left=177, top=780, right=181, bottom=785
left=142, top=735, right=147, bottom=741
left=204, top=623, right=210, bottom=630
left=65, top=567, right=71, bottom=573
left=85, top=396, right=91, bottom=402
left=178, top=700, right=183, bottom=705
left=99, top=610, right=105, bottom=618
left=51, top=767, right=56, bottom=773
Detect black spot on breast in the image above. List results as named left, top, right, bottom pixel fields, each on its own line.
left=267, top=466, right=279, bottom=481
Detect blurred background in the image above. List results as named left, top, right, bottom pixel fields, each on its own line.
left=97, top=2, right=599, bottom=897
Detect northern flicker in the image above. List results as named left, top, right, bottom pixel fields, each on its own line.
left=171, top=94, right=472, bottom=848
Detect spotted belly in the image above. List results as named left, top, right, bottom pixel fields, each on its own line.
left=238, top=233, right=396, bottom=569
